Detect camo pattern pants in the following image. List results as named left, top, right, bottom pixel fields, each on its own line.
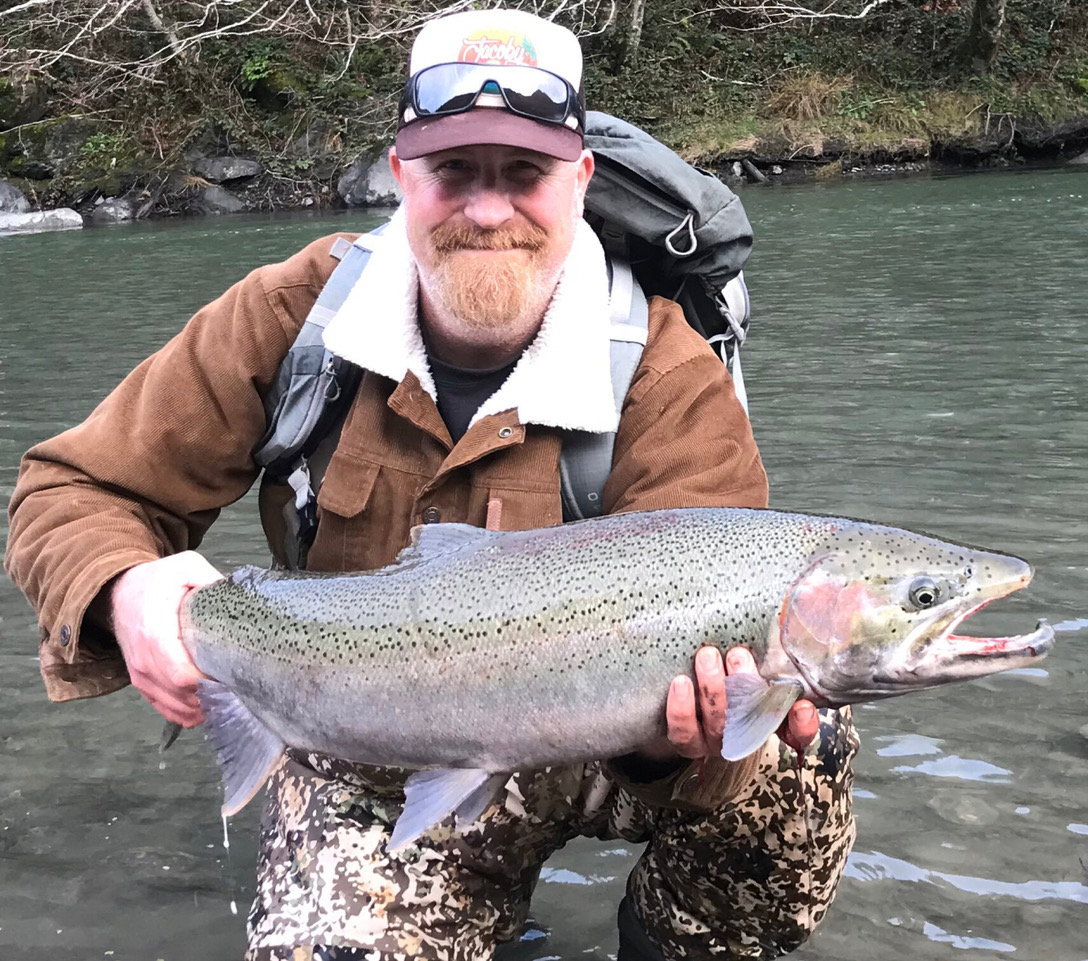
left=246, top=708, right=858, bottom=961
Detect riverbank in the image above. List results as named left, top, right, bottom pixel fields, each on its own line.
left=2, top=100, right=1086, bottom=230
left=2, top=0, right=1086, bottom=226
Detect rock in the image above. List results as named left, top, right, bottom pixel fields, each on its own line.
left=0, top=180, right=30, bottom=213
left=90, top=197, right=136, bottom=225
left=287, top=120, right=335, bottom=160
left=741, top=158, right=767, bottom=184
left=337, top=156, right=372, bottom=207
left=287, top=122, right=341, bottom=181
left=2, top=117, right=97, bottom=181
left=1069, top=149, right=1088, bottom=166
left=16, top=160, right=55, bottom=181
left=192, top=156, right=264, bottom=184
left=0, top=208, right=83, bottom=234
left=197, top=186, right=246, bottom=215
left=183, top=122, right=231, bottom=164
left=365, top=161, right=402, bottom=207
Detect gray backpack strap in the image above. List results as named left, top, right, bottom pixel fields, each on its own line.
left=559, top=257, right=648, bottom=522
left=255, top=229, right=383, bottom=568
left=706, top=270, right=750, bottom=414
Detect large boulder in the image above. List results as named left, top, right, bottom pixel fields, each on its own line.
left=192, top=156, right=264, bottom=184
left=1069, top=149, right=1088, bottom=166
left=337, top=156, right=372, bottom=207
left=0, top=208, right=83, bottom=234
left=0, top=180, right=30, bottom=213
left=364, top=161, right=402, bottom=207
left=3, top=118, right=98, bottom=180
left=90, top=197, right=136, bottom=225
left=198, top=186, right=247, bottom=215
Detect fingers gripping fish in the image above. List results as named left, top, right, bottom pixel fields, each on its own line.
left=178, top=507, right=1054, bottom=851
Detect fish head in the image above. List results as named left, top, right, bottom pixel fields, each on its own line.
left=776, top=526, right=1054, bottom=703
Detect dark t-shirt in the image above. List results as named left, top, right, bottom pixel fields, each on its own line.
left=428, top=352, right=519, bottom=444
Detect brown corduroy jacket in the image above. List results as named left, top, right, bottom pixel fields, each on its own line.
left=5, top=228, right=768, bottom=713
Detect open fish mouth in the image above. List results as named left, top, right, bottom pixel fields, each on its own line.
left=922, top=576, right=1055, bottom=679
left=942, top=615, right=1055, bottom=660
left=895, top=558, right=1055, bottom=687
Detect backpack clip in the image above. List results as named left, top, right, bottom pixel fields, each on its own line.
left=664, top=211, right=698, bottom=258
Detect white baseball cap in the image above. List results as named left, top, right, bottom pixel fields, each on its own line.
left=396, top=9, right=586, bottom=162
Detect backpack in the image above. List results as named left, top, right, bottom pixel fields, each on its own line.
left=255, top=112, right=754, bottom=570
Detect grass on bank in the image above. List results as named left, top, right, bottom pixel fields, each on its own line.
left=657, top=71, right=1088, bottom=165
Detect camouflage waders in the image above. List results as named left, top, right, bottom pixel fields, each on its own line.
left=247, top=708, right=858, bottom=961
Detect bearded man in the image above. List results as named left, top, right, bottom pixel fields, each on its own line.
left=5, top=9, right=857, bottom=961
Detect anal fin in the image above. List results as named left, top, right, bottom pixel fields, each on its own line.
left=389, top=768, right=507, bottom=852
left=196, top=679, right=285, bottom=816
left=720, top=675, right=804, bottom=762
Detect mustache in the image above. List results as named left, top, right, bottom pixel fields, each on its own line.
left=429, top=222, right=548, bottom=253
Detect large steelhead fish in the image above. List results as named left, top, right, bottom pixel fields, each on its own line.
left=180, top=507, right=1053, bottom=850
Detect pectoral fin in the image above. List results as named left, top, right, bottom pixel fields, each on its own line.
left=720, top=675, right=804, bottom=761
left=390, top=768, right=507, bottom=852
left=196, top=679, right=286, bottom=816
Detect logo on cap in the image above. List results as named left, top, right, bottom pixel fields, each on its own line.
left=458, top=30, right=537, bottom=67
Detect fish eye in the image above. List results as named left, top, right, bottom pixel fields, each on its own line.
left=908, top=576, right=942, bottom=610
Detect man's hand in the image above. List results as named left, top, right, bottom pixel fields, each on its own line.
left=640, top=646, right=820, bottom=763
left=110, top=551, right=223, bottom=727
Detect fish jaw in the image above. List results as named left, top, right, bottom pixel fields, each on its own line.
left=897, top=604, right=1055, bottom=686
left=886, top=556, right=1054, bottom=689
left=777, top=541, right=1055, bottom=704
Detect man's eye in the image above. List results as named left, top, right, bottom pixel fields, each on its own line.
left=508, top=162, right=542, bottom=181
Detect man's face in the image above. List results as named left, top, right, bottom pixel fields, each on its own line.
left=389, top=142, right=594, bottom=333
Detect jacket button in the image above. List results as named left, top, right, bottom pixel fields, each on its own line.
left=422, top=506, right=441, bottom=524
left=58, top=624, right=72, bottom=646
left=498, top=426, right=513, bottom=439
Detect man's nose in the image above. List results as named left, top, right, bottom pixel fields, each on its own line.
left=462, top=186, right=515, bottom=230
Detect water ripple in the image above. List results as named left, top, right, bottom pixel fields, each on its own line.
left=874, top=734, right=942, bottom=758
left=923, top=921, right=1015, bottom=952
left=846, top=850, right=1088, bottom=903
left=891, top=755, right=1012, bottom=783
left=1054, top=617, right=1088, bottom=633
left=539, top=868, right=615, bottom=886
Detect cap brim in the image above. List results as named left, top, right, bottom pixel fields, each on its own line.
left=396, top=110, right=583, bottom=162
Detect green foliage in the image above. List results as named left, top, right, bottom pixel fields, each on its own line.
left=240, top=40, right=280, bottom=92
left=79, top=130, right=131, bottom=165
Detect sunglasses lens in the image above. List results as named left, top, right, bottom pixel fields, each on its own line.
left=414, top=64, right=487, bottom=115
left=412, top=64, right=574, bottom=124
left=496, top=67, right=570, bottom=121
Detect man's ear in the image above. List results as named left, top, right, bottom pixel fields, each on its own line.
left=572, top=148, right=594, bottom=218
left=388, top=147, right=405, bottom=189
left=575, top=148, right=594, bottom=201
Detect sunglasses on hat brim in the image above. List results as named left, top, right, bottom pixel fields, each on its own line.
left=401, top=63, right=584, bottom=130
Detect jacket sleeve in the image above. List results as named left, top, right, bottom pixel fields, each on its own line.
left=3, top=236, right=337, bottom=702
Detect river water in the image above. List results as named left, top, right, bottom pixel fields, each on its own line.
left=2, top=168, right=1086, bottom=960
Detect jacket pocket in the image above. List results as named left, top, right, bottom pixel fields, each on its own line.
left=311, top=452, right=383, bottom=570
left=316, top=452, right=380, bottom=518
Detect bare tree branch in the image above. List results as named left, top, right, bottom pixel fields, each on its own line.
left=666, top=0, right=893, bottom=29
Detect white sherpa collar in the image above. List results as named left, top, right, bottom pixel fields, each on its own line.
left=322, top=206, right=618, bottom=434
